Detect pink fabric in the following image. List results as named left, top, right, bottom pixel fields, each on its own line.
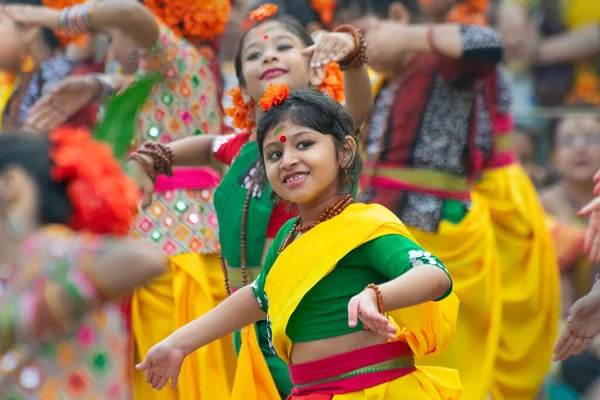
left=486, top=152, right=517, bottom=168
left=154, top=167, right=221, bottom=193
left=362, top=176, right=471, bottom=200
left=493, top=113, right=514, bottom=133
left=289, top=341, right=415, bottom=396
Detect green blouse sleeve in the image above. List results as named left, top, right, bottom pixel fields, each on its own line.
left=251, top=218, right=298, bottom=312
left=361, top=234, right=453, bottom=301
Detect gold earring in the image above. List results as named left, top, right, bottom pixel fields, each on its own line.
left=20, top=54, right=34, bottom=73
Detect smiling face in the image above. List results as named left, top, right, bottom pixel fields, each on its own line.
left=240, top=21, right=312, bottom=101
left=262, top=120, right=344, bottom=205
left=555, top=114, right=600, bottom=183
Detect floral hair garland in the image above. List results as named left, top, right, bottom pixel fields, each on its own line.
left=259, top=83, right=290, bottom=111
left=143, top=0, right=231, bottom=41
left=225, top=63, right=345, bottom=132
left=445, top=0, right=489, bottom=26
left=311, top=0, right=335, bottom=26
left=243, top=3, right=278, bottom=31
left=49, top=126, right=138, bottom=236
left=41, top=0, right=88, bottom=47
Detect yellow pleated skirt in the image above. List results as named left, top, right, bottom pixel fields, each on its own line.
left=131, top=253, right=237, bottom=400
left=413, top=192, right=502, bottom=400
left=474, top=164, right=560, bottom=400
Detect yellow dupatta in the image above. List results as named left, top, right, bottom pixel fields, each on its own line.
left=264, top=203, right=459, bottom=364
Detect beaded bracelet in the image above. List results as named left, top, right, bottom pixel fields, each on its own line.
left=363, top=283, right=385, bottom=331
left=333, top=25, right=368, bottom=70
left=129, top=153, right=157, bottom=184
left=138, top=142, right=174, bottom=177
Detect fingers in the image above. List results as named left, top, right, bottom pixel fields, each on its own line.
left=578, top=198, right=600, bottom=217
left=135, top=357, right=151, bottom=371
left=590, top=230, right=600, bottom=263
left=151, top=371, right=162, bottom=389
left=141, top=188, right=154, bottom=209
left=594, top=168, right=600, bottom=183
left=155, top=376, right=169, bottom=391
left=553, top=329, right=576, bottom=361
left=301, top=44, right=316, bottom=57
left=347, top=296, right=360, bottom=327
left=170, top=374, right=179, bottom=389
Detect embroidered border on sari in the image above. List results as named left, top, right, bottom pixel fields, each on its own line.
left=361, top=164, right=471, bottom=200
left=154, top=167, right=221, bottom=192
left=288, top=341, right=416, bottom=396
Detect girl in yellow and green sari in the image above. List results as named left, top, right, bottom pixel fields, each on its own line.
left=136, top=86, right=462, bottom=399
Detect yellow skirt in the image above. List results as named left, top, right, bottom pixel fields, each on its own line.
left=131, top=253, right=237, bottom=400
left=474, top=164, right=560, bottom=400
left=413, top=192, right=502, bottom=400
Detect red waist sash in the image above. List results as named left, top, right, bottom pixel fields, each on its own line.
left=154, top=167, right=221, bottom=193
left=287, top=341, right=415, bottom=399
left=486, top=114, right=517, bottom=169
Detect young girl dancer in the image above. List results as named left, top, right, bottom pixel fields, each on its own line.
left=419, top=0, right=561, bottom=397
left=7, top=1, right=234, bottom=397
left=127, top=4, right=373, bottom=398
left=334, top=1, right=503, bottom=398
left=137, top=85, right=461, bottom=399
left=0, top=127, right=166, bottom=398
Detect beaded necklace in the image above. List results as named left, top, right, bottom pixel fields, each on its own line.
left=278, top=193, right=354, bottom=252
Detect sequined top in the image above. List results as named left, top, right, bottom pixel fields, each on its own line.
left=130, top=20, right=223, bottom=255
left=0, top=226, right=129, bottom=399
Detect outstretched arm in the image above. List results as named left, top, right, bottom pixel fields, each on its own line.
left=136, top=285, right=265, bottom=390
left=0, top=236, right=166, bottom=354
left=5, top=0, right=159, bottom=50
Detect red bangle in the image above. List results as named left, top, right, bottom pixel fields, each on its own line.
left=427, top=24, right=440, bottom=55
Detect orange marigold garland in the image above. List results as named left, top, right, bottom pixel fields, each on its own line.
left=225, top=64, right=345, bottom=130
left=244, top=4, right=278, bottom=30
left=143, top=0, right=231, bottom=41
left=42, top=0, right=88, bottom=47
left=258, top=83, right=291, bottom=111
left=49, top=126, right=138, bottom=236
left=319, top=62, right=345, bottom=103
left=225, top=87, right=255, bottom=132
left=311, top=0, right=336, bottom=25
left=447, top=0, right=489, bottom=26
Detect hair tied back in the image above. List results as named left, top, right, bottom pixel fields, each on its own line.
left=258, top=83, right=291, bottom=111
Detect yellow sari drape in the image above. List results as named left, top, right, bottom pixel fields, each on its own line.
left=265, top=203, right=463, bottom=399
left=0, top=71, right=16, bottom=127
left=229, top=324, right=281, bottom=400
left=131, top=254, right=236, bottom=400
left=413, top=192, right=502, bottom=400
left=474, top=165, right=560, bottom=400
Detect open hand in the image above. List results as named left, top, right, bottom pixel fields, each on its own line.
left=348, top=289, right=397, bottom=341
left=301, top=31, right=355, bottom=68
left=27, top=75, right=101, bottom=132
left=364, top=21, right=407, bottom=73
left=553, top=291, right=600, bottom=361
left=135, top=340, right=186, bottom=391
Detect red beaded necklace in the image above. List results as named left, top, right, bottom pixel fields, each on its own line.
left=278, top=193, right=354, bottom=252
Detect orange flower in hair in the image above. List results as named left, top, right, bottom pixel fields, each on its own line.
left=225, top=87, right=255, bottom=132
left=258, top=83, right=291, bottom=111
left=49, top=126, right=138, bottom=236
left=311, top=0, right=335, bottom=25
left=245, top=3, right=278, bottom=29
left=447, top=0, right=489, bottom=26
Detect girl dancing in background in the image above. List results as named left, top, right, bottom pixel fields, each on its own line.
left=0, top=127, right=166, bottom=398
left=7, top=0, right=236, bottom=397
left=127, top=5, right=372, bottom=397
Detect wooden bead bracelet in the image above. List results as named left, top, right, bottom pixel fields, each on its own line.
left=363, top=283, right=386, bottom=331
left=333, top=24, right=368, bottom=70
